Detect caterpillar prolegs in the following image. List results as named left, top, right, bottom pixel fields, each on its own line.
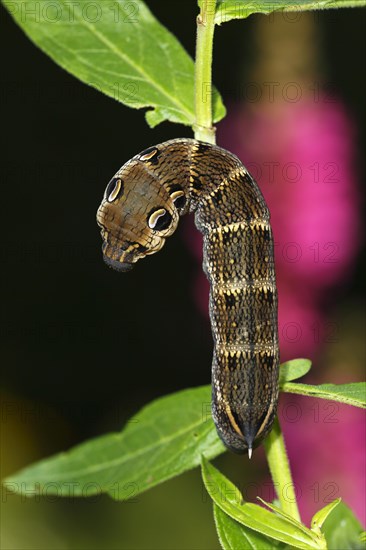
left=96, top=138, right=279, bottom=456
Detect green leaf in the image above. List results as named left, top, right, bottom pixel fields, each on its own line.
left=215, top=0, right=366, bottom=25
left=3, top=386, right=225, bottom=500
left=257, top=497, right=317, bottom=539
left=214, top=504, right=282, bottom=549
left=311, top=499, right=341, bottom=533
left=282, top=382, right=366, bottom=408
left=321, top=501, right=364, bottom=549
left=279, top=359, right=312, bottom=385
left=4, top=367, right=364, bottom=503
left=201, top=456, right=324, bottom=549
left=3, top=0, right=225, bottom=127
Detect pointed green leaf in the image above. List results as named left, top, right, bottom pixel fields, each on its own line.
left=201, top=456, right=323, bottom=549
left=3, top=386, right=225, bottom=500
left=256, top=497, right=318, bottom=539
left=321, top=501, right=364, bottom=549
left=3, top=0, right=225, bottom=127
left=215, top=0, right=366, bottom=25
left=311, top=499, right=341, bottom=533
left=282, top=382, right=366, bottom=408
left=214, top=504, right=282, bottom=549
left=279, top=359, right=312, bottom=385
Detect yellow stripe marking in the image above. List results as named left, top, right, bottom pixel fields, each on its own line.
left=209, top=219, right=271, bottom=235
left=225, top=404, right=244, bottom=438
left=215, top=343, right=278, bottom=354
left=211, top=281, right=276, bottom=292
left=255, top=400, right=276, bottom=439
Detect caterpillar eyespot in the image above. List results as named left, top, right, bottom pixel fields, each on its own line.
left=96, top=138, right=279, bottom=456
left=168, top=184, right=187, bottom=210
left=147, top=208, right=172, bottom=231
left=171, top=191, right=186, bottom=209
left=139, top=146, right=159, bottom=163
left=106, top=177, right=123, bottom=203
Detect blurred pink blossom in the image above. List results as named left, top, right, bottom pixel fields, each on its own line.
left=218, top=98, right=360, bottom=289
left=280, top=395, right=366, bottom=526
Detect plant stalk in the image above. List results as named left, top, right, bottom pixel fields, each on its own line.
left=194, top=0, right=217, bottom=144
left=264, top=417, right=301, bottom=522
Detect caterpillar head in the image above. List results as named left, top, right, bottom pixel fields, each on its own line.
left=96, top=145, right=188, bottom=272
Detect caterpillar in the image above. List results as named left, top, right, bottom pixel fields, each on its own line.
left=96, top=138, right=279, bottom=456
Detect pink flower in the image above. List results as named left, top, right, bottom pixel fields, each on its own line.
left=280, top=395, right=366, bottom=526
left=218, top=99, right=361, bottom=292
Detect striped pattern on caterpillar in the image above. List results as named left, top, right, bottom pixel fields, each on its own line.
left=96, top=138, right=279, bottom=456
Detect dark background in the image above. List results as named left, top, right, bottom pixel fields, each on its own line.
left=1, top=2, right=365, bottom=549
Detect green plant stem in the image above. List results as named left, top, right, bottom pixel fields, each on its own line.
left=264, top=417, right=301, bottom=522
left=194, top=0, right=217, bottom=144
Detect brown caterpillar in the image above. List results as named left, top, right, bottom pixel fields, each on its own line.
left=96, top=138, right=279, bottom=456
